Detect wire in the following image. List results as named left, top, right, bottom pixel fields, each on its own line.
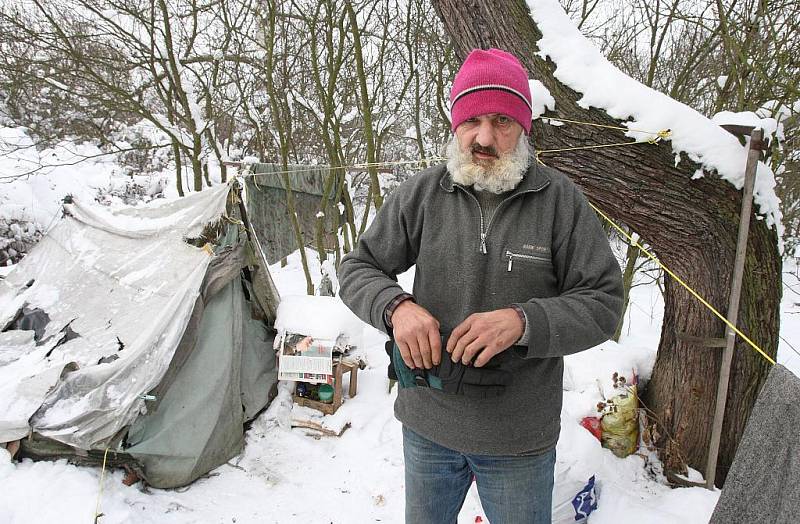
left=241, top=157, right=447, bottom=178
left=93, top=447, right=110, bottom=523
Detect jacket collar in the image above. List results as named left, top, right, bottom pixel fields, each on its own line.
left=439, top=161, right=551, bottom=194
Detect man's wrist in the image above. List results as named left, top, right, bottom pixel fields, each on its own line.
left=384, top=293, right=415, bottom=329
left=509, top=304, right=529, bottom=345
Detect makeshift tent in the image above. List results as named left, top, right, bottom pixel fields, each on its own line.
left=0, top=181, right=281, bottom=488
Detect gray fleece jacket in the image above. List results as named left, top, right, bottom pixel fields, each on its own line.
left=338, top=162, right=623, bottom=455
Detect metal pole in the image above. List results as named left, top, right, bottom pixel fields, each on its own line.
left=705, top=127, right=764, bottom=489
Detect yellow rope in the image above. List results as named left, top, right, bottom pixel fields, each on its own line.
left=534, top=117, right=672, bottom=164
left=93, top=447, right=110, bottom=523
left=587, top=201, right=776, bottom=366
left=534, top=118, right=774, bottom=365
left=542, top=116, right=672, bottom=140
left=535, top=140, right=660, bottom=164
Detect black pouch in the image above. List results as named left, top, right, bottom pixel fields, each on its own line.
left=386, top=334, right=514, bottom=398
left=434, top=340, right=513, bottom=399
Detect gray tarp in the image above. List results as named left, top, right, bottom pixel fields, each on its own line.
left=245, top=167, right=342, bottom=264
left=710, top=364, right=800, bottom=523
left=126, top=277, right=276, bottom=488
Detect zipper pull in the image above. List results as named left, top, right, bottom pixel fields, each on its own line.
left=480, top=233, right=487, bottom=254
left=507, top=254, right=513, bottom=272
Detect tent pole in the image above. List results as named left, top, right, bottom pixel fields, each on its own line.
left=705, top=127, right=764, bottom=489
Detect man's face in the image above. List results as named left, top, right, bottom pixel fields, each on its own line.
left=454, top=113, right=524, bottom=165
left=446, top=113, right=530, bottom=194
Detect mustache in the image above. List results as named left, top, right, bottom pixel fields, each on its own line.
left=470, top=144, right=498, bottom=158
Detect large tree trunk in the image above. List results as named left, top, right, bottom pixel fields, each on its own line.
left=432, top=0, right=780, bottom=487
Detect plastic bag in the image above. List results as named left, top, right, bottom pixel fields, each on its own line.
left=600, top=384, right=639, bottom=458
left=580, top=416, right=602, bottom=440
left=552, top=459, right=599, bottom=524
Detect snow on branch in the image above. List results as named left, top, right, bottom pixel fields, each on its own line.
left=527, top=0, right=783, bottom=232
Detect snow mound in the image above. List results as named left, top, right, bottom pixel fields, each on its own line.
left=276, top=294, right=364, bottom=345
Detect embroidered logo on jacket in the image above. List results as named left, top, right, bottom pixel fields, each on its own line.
left=522, top=244, right=550, bottom=254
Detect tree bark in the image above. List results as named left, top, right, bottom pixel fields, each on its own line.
left=431, top=0, right=780, bottom=487
left=172, top=141, right=184, bottom=198
left=613, top=240, right=639, bottom=342
left=346, top=0, right=384, bottom=211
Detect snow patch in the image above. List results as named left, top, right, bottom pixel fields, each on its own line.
left=529, top=79, right=556, bottom=118
left=18, top=250, right=800, bottom=522
left=712, top=111, right=782, bottom=141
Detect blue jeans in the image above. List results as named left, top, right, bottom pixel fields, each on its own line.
left=403, top=426, right=555, bottom=524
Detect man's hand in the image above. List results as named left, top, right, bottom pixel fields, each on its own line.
left=446, top=308, right=524, bottom=367
left=391, top=300, right=441, bottom=369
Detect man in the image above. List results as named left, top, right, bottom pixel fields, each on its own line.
left=338, top=48, right=623, bottom=524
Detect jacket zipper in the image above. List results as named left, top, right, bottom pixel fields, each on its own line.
left=455, top=181, right=551, bottom=255
left=506, top=250, right=550, bottom=271
left=459, top=189, right=488, bottom=253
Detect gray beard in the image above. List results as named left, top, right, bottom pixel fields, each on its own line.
left=445, top=134, right=532, bottom=194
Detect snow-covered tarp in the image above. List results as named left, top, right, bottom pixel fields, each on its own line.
left=0, top=183, right=231, bottom=448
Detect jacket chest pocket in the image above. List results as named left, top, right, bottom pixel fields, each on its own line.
left=504, top=249, right=552, bottom=272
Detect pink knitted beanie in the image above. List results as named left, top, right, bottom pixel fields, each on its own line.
left=450, top=48, right=533, bottom=134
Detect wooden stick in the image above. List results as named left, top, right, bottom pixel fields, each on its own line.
left=348, top=366, right=358, bottom=398
left=291, top=419, right=350, bottom=437
left=705, top=127, right=763, bottom=489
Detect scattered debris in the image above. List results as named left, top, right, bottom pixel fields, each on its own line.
left=580, top=416, right=602, bottom=440
left=596, top=372, right=640, bottom=458
left=59, top=362, right=79, bottom=379
left=0, top=219, right=42, bottom=265
left=45, top=321, right=81, bottom=357
left=3, top=440, right=20, bottom=459
left=291, top=419, right=350, bottom=438
left=317, top=272, right=335, bottom=297
left=122, top=466, right=140, bottom=486
left=225, top=461, right=247, bottom=472
left=97, top=354, right=119, bottom=365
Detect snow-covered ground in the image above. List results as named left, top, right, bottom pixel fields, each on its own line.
left=1, top=0, right=796, bottom=514
left=2, top=243, right=797, bottom=524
